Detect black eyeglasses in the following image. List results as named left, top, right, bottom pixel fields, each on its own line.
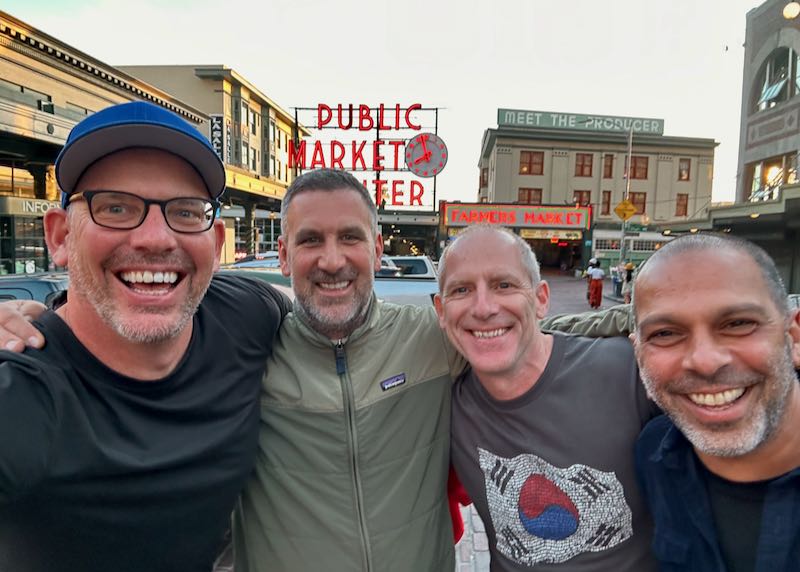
left=68, top=190, right=220, bottom=234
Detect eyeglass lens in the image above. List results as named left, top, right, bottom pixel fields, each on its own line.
left=89, top=191, right=214, bottom=232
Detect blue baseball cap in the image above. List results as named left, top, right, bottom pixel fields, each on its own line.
left=56, top=101, right=226, bottom=207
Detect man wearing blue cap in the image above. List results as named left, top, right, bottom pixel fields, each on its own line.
left=0, top=101, right=289, bottom=572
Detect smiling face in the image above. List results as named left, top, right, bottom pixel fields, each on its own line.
left=633, top=248, right=800, bottom=457
left=434, top=229, right=549, bottom=381
left=47, top=148, right=224, bottom=344
left=278, top=188, right=382, bottom=339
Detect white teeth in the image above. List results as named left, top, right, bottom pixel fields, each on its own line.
left=688, top=388, right=745, bottom=407
left=319, top=281, right=349, bottom=290
left=120, top=271, right=179, bottom=285
left=472, top=328, right=508, bottom=339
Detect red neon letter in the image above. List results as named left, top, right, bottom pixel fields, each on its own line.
left=391, top=180, right=405, bottom=205
left=309, top=141, right=327, bottom=169
left=373, top=140, right=385, bottom=171
left=288, top=139, right=306, bottom=169
left=317, top=104, right=332, bottom=129
left=337, top=104, right=353, bottom=129
left=388, top=140, right=404, bottom=169
left=410, top=180, right=424, bottom=206
left=359, top=105, right=374, bottom=131
left=330, top=141, right=345, bottom=169
left=378, top=104, right=391, bottom=130
left=351, top=141, right=367, bottom=170
left=405, top=103, right=422, bottom=130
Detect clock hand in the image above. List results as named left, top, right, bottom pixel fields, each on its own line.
left=414, top=151, right=432, bottom=164
left=418, top=135, right=429, bottom=155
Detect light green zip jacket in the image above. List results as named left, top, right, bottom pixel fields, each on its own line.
left=234, top=296, right=463, bottom=572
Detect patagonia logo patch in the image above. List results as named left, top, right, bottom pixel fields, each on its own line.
left=380, top=373, right=406, bottom=391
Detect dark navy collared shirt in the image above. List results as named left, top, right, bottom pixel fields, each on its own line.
left=635, top=415, right=800, bottom=572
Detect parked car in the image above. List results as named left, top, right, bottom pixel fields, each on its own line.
left=0, top=272, right=69, bottom=305
left=221, top=267, right=437, bottom=306
left=387, top=255, right=437, bottom=280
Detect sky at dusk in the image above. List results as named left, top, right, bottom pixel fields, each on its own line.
left=6, top=0, right=762, bottom=206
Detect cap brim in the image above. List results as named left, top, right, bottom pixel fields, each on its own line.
left=56, top=124, right=226, bottom=199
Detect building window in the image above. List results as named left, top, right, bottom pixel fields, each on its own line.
left=242, top=143, right=249, bottom=168
left=241, top=101, right=249, bottom=127
left=519, top=151, right=544, bottom=175
left=677, top=158, right=690, bottom=181
left=575, top=153, right=593, bottom=177
left=632, top=240, right=669, bottom=252
left=625, top=156, right=649, bottom=179
left=594, top=238, right=621, bottom=250
left=630, top=192, right=647, bottom=214
left=250, top=111, right=257, bottom=136
left=572, top=190, right=591, bottom=206
left=0, top=78, right=52, bottom=111
left=603, top=154, right=613, bottom=179
left=480, top=168, right=488, bottom=187
left=601, top=191, right=611, bottom=215
left=518, top=188, right=542, bottom=205
left=250, top=147, right=257, bottom=172
left=754, top=47, right=798, bottom=112
left=676, top=193, right=688, bottom=217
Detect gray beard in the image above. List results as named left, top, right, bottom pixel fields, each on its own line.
left=67, top=250, right=206, bottom=344
left=640, top=342, right=796, bottom=458
left=293, top=288, right=372, bottom=340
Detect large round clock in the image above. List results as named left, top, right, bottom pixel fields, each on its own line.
left=405, top=132, right=448, bottom=178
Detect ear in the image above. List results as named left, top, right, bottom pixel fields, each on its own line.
left=534, top=280, right=550, bottom=320
left=787, top=309, right=800, bottom=368
left=373, top=232, right=384, bottom=273
left=278, top=235, right=291, bottom=277
left=433, top=293, right=446, bottom=328
left=211, top=219, right=225, bottom=272
left=44, top=208, right=70, bottom=267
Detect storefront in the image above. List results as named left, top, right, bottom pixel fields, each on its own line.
left=440, top=202, right=592, bottom=269
left=0, top=197, right=59, bottom=274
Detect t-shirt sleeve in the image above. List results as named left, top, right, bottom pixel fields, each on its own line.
left=0, top=354, right=57, bottom=503
left=207, top=273, right=291, bottom=357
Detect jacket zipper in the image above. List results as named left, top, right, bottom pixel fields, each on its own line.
left=334, top=340, right=373, bottom=571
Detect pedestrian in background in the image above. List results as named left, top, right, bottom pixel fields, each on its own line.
left=622, top=261, right=635, bottom=304
left=584, top=257, right=598, bottom=302
left=587, top=260, right=605, bottom=309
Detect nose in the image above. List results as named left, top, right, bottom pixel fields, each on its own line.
left=471, top=283, right=499, bottom=320
left=127, top=205, right=178, bottom=251
left=317, top=240, right=346, bottom=273
left=682, top=330, right=732, bottom=379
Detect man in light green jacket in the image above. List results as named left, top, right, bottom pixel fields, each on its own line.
left=232, top=169, right=465, bottom=572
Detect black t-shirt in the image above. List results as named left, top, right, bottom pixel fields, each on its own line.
left=0, top=273, right=290, bottom=572
left=702, top=463, right=769, bottom=572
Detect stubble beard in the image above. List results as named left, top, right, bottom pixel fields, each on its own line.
left=640, top=341, right=796, bottom=458
left=293, top=269, right=374, bottom=340
left=68, top=248, right=207, bottom=344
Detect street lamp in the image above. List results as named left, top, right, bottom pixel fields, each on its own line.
left=784, top=2, right=800, bottom=19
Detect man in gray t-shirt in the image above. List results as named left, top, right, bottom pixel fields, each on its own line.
left=435, top=225, right=658, bottom=571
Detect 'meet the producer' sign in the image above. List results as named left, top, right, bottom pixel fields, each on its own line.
left=498, top=109, right=664, bottom=135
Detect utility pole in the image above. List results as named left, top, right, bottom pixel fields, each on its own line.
left=619, top=125, right=633, bottom=264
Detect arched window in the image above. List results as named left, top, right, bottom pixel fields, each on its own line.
left=753, top=47, right=799, bottom=112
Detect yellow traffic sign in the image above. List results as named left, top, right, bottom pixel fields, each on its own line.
left=614, top=200, right=637, bottom=221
